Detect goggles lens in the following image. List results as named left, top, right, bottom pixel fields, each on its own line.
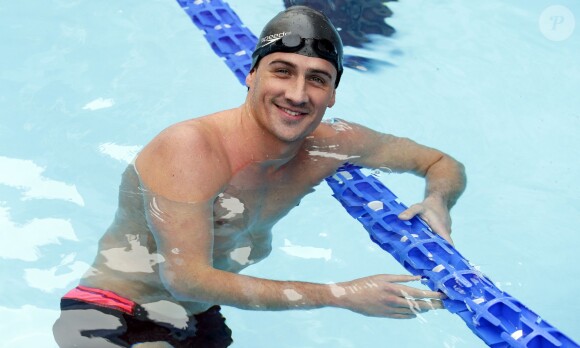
left=280, top=33, right=302, bottom=48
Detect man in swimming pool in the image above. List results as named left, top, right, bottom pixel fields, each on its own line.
left=53, top=6, right=466, bottom=348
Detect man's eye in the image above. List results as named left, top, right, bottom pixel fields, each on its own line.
left=310, top=76, right=326, bottom=84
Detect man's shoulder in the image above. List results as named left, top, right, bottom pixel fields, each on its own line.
left=155, top=120, right=214, bottom=151
left=307, top=118, right=389, bottom=164
left=152, top=109, right=235, bottom=154
left=310, top=118, right=362, bottom=143
left=136, top=114, right=232, bottom=202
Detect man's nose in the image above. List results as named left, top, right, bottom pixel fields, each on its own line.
left=285, top=76, right=308, bottom=105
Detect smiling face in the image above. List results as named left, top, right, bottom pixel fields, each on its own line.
left=245, top=52, right=337, bottom=144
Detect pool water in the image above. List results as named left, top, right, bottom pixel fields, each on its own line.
left=1, top=0, right=579, bottom=347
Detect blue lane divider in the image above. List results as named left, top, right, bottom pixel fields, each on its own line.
left=326, top=164, right=578, bottom=348
left=176, top=0, right=257, bottom=84
left=175, top=1, right=579, bottom=346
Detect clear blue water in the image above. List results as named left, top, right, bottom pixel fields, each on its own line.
left=1, top=0, right=579, bottom=347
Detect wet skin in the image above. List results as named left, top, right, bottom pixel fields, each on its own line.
left=80, top=52, right=465, bottom=319
left=81, top=126, right=351, bottom=315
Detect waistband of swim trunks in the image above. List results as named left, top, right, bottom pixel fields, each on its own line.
left=62, top=285, right=136, bottom=315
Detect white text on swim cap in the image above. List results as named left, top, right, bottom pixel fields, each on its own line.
left=260, top=31, right=291, bottom=47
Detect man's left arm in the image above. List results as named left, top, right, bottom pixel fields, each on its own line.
left=335, top=120, right=466, bottom=244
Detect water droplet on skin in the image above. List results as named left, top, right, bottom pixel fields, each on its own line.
left=283, top=289, right=303, bottom=301
left=329, top=283, right=346, bottom=297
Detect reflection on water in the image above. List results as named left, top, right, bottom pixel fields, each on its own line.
left=284, top=0, right=397, bottom=47
left=284, top=0, right=399, bottom=71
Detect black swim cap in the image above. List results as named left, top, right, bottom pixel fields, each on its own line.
left=251, top=6, right=344, bottom=87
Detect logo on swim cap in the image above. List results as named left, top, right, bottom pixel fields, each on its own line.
left=260, top=32, right=292, bottom=47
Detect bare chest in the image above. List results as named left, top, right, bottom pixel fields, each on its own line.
left=210, top=166, right=326, bottom=270
left=215, top=182, right=307, bottom=226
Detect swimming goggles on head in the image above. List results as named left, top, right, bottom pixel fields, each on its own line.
left=254, top=33, right=341, bottom=73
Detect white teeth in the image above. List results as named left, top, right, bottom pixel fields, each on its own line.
left=281, top=107, right=302, bottom=116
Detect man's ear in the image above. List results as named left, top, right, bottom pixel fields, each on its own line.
left=246, top=68, right=256, bottom=88
left=327, top=89, right=336, bottom=108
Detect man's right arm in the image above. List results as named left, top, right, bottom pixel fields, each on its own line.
left=136, top=123, right=443, bottom=318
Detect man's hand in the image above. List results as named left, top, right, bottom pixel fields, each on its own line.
left=398, top=195, right=453, bottom=245
left=334, top=275, right=445, bottom=318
